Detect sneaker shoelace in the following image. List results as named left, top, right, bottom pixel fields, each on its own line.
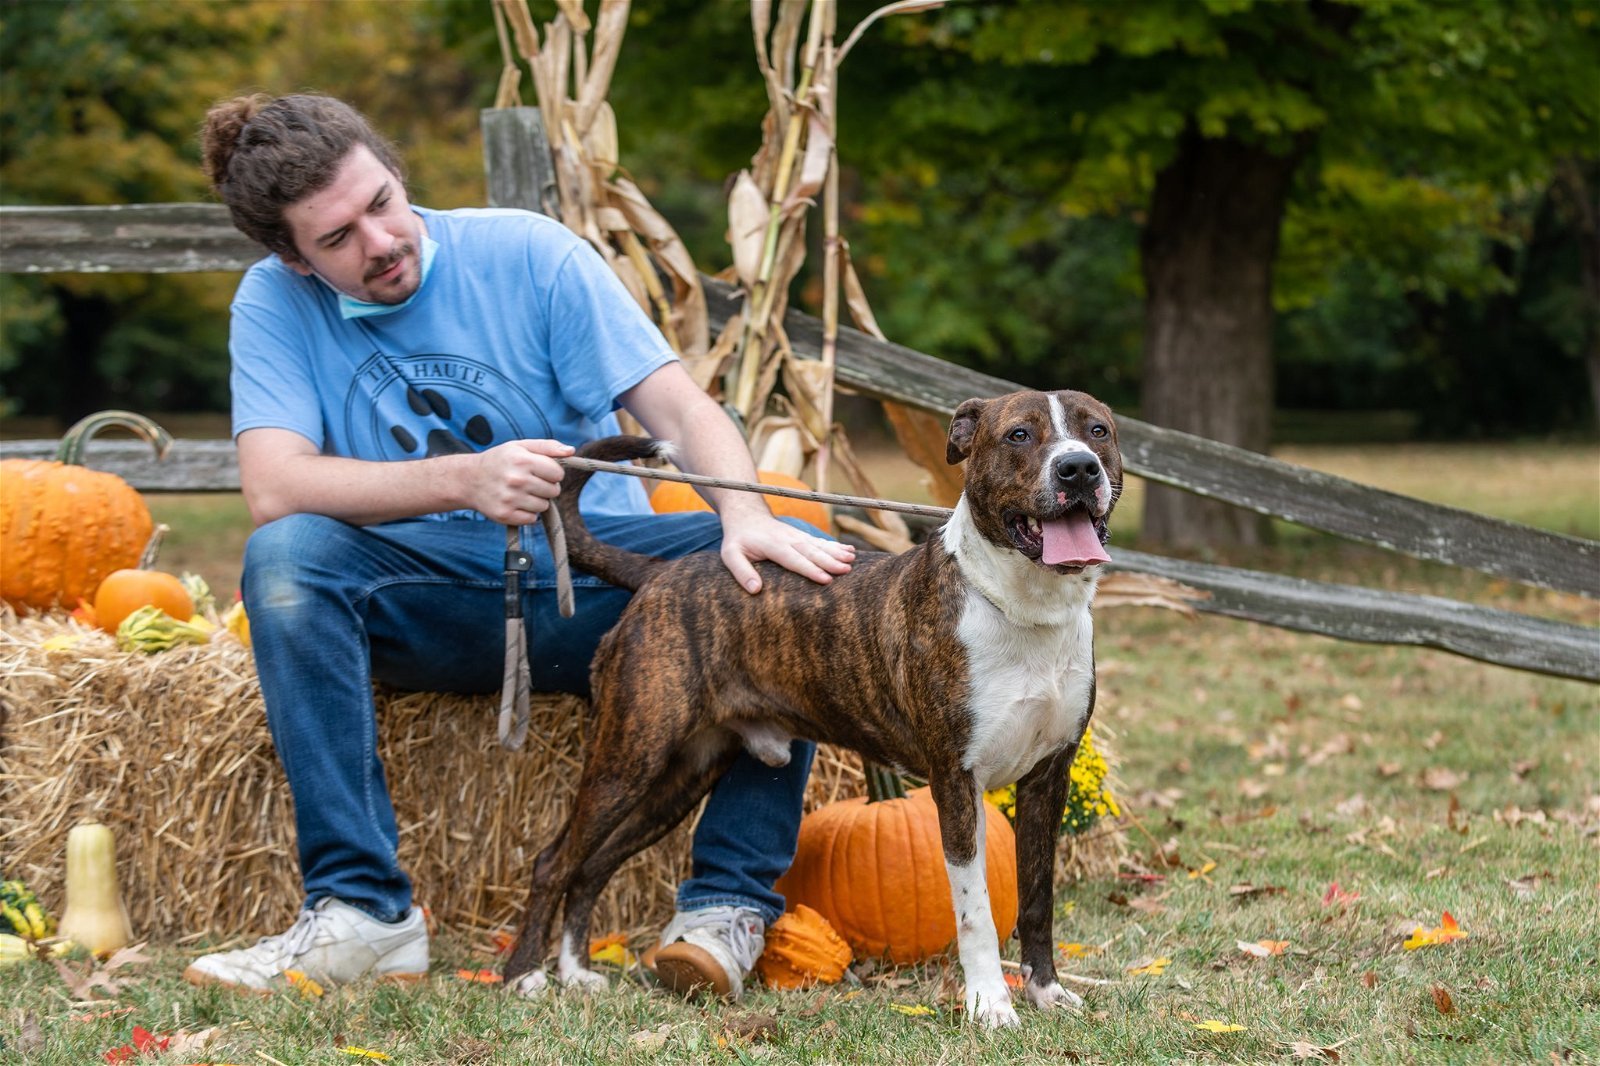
left=675, top=907, right=765, bottom=973
left=252, top=907, right=320, bottom=964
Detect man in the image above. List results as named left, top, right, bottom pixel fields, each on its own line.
left=184, top=93, right=854, bottom=999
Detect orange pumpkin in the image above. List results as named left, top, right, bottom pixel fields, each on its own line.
left=756, top=904, right=853, bottom=989
left=774, top=784, right=1019, bottom=965
left=0, top=411, right=171, bottom=612
left=650, top=469, right=831, bottom=533
left=92, top=568, right=194, bottom=634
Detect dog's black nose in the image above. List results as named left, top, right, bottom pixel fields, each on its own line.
left=1054, top=454, right=1101, bottom=487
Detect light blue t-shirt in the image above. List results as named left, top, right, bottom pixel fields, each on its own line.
left=229, top=206, right=676, bottom=518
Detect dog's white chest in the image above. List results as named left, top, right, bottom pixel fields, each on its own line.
left=956, top=588, right=1095, bottom=791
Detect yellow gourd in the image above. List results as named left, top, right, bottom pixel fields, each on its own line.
left=58, top=821, right=133, bottom=957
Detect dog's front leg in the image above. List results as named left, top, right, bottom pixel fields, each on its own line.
left=930, top=769, right=1019, bottom=1029
left=1014, top=744, right=1085, bottom=1012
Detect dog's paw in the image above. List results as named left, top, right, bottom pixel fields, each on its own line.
left=507, top=969, right=549, bottom=998
left=967, top=984, right=1021, bottom=1029
left=1025, top=980, right=1083, bottom=1011
left=557, top=965, right=610, bottom=993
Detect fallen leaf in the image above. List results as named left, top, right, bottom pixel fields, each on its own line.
left=1321, top=881, right=1360, bottom=908
left=1377, top=761, right=1403, bottom=778
left=74, top=1008, right=138, bottom=1022
left=1229, top=882, right=1286, bottom=900
left=284, top=969, right=325, bottom=998
left=888, top=1003, right=936, bottom=1017
left=100, top=944, right=151, bottom=973
left=1306, top=732, right=1357, bottom=766
left=489, top=930, right=516, bottom=955
left=1432, top=985, right=1457, bottom=1015
left=1506, top=875, right=1540, bottom=899
left=1127, top=957, right=1172, bottom=976
left=724, top=1012, right=780, bottom=1042
left=1238, top=939, right=1289, bottom=958
left=1129, top=892, right=1170, bottom=915
left=1422, top=729, right=1445, bottom=750
left=1188, top=861, right=1217, bottom=880
left=339, top=1049, right=393, bottom=1061
left=1238, top=778, right=1271, bottom=799
left=1361, top=970, right=1379, bottom=988
left=1404, top=911, right=1469, bottom=950
left=1003, top=970, right=1027, bottom=990
left=54, top=958, right=125, bottom=999
left=1194, top=1020, right=1247, bottom=1032
left=588, top=933, right=637, bottom=968
left=455, top=968, right=502, bottom=983
left=1286, top=1036, right=1352, bottom=1061
left=1339, top=794, right=1376, bottom=819
left=1058, top=942, right=1100, bottom=958
left=629, top=1024, right=676, bottom=1050
left=14, top=1012, right=44, bottom=1057
left=1422, top=767, right=1467, bottom=791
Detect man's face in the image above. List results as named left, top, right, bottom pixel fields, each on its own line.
left=283, top=144, right=424, bottom=305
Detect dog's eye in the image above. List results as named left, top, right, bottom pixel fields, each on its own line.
left=1007, top=427, right=1031, bottom=443
left=1089, top=424, right=1109, bottom=439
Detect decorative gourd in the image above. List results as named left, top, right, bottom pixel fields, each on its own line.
left=774, top=771, right=1019, bottom=964
left=650, top=469, right=831, bottom=533
left=58, top=821, right=133, bottom=957
left=756, top=904, right=853, bottom=989
left=0, top=411, right=171, bottom=612
left=94, top=569, right=194, bottom=635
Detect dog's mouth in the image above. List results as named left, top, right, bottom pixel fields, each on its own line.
left=1004, top=505, right=1111, bottom=573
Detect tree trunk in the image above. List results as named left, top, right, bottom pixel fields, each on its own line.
left=1138, top=126, right=1309, bottom=548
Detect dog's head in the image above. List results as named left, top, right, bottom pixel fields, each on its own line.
left=945, top=390, right=1122, bottom=574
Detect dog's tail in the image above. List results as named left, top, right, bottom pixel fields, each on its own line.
left=555, top=435, right=676, bottom=592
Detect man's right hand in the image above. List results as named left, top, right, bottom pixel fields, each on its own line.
left=467, top=439, right=574, bottom=525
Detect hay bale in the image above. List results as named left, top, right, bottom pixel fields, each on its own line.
left=0, top=609, right=1122, bottom=945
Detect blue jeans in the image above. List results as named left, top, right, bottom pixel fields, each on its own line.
left=243, top=511, right=816, bottom=926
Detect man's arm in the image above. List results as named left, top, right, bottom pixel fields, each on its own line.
left=236, top=427, right=572, bottom=528
left=619, top=362, right=855, bottom=593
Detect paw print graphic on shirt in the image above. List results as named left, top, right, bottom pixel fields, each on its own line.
left=388, top=386, right=496, bottom=457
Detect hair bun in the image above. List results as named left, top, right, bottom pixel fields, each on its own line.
left=200, top=93, right=271, bottom=189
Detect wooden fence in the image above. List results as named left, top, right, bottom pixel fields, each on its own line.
left=2, top=108, right=1595, bottom=683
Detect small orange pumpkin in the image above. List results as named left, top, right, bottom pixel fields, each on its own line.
left=650, top=469, right=831, bottom=533
left=0, top=411, right=171, bottom=612
left=756, top=904, right=853, bottom=989
left=774, top=779, right=1019, bottom=965
left=92, top=568, right=194, bottom=634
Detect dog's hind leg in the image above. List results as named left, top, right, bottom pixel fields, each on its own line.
left=553, top=740, right=740, bottom=991
left=504, top=703, right=677, bottom=994
left=1014, top=744, right=1084, bottom=1012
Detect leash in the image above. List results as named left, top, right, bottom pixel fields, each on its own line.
left=497, top=456, right=954, bottom=750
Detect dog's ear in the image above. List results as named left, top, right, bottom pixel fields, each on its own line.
left=946, top=398, right=989, bottom=465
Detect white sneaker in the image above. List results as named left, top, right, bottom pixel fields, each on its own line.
left=648, top=905, right=765, bottom=1000
left=182, top=898, right=429, bottom=991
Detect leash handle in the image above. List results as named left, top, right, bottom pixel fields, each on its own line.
left=498, top=524, right=533, bottom=750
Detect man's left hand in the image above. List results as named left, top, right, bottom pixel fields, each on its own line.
left=717, top=510, right=856, bottom=594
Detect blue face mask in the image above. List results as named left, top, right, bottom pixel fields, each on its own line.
left=334, top=235, right=439, bottom=320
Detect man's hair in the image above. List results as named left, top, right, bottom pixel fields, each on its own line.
left=200, top=93, right=405, bottom=260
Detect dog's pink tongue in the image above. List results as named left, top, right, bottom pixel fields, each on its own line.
left=1041, top=512, right=1110, bottom=567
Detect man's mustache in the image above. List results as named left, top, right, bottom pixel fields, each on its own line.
left=365, top=242, right=415, bottom=281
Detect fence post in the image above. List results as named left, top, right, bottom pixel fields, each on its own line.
left=481, top=107, right=558, bottom=217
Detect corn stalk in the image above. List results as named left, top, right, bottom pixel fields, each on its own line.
left=495, top=0, right=709, bottom=365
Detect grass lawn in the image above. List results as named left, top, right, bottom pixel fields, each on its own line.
left=3, top=442, right=1596, bottom=1064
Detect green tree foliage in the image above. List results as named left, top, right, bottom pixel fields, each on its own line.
left=0, top=0, right=494, bottom=423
